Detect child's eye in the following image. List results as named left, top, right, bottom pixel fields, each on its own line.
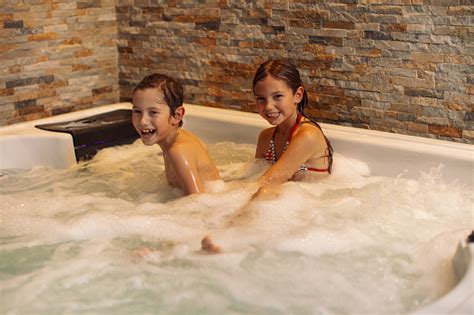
left=132, top=109, right=141, bottom=114
left=255, top=97, right=265, bottom=103
left=274, top=94, right=283, bottom=100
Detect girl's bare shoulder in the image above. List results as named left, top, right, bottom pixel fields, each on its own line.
left=296, top=121, right=326, bottom=143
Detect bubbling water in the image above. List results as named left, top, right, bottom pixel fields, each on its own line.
left=0, top=141, right=472, bottom=315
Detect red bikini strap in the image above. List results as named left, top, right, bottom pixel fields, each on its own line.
left=287, top=113, right=303, bottom=142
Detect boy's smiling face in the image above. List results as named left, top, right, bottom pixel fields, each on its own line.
left=131, top=88, right=180, bottom=147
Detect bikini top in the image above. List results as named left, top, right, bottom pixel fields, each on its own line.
left=264, top=113, right=332, bottom=173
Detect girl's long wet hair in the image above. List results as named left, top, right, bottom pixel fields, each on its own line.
left=133, top=73, right=184, bottom=127
left=252, top=59, right=333, bottom=173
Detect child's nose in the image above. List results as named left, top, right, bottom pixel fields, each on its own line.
left=139, top=114, right=150, bottom=125
left=265, top=99, right=275, bottom=109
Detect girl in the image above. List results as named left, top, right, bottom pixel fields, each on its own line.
left=252, top=59, right=333, bottom=194
left=201, top=59, right=333, bottom=253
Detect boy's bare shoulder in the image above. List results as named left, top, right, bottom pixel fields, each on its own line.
left=169, top=139, right=194, bottom=154
left=169, top=130, right=205, bottom=155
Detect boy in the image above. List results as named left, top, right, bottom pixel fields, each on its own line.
left=131, top=73, right=220, bottom=195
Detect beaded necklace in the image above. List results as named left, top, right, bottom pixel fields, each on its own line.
left=264, top=114, right=302, bottom=164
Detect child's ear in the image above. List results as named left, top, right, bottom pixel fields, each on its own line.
left=172, top=106, right=185, bottom=125
left=294, top=86, right=304, bottom=104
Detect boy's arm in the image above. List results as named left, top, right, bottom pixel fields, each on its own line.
left=167, top=145, right=205, bottom=195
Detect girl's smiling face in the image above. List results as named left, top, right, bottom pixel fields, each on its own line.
left=131, top=88, right=179, bottom=147
left=254, top=75, right=303, bottom=126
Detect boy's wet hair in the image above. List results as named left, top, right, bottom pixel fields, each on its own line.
left=133, top=73, right=184, bottom=127
left=252, top=59, right=308, bottom=114
left=252, top=59, right=333, bottom=173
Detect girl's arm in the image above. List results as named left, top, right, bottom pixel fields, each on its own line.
left=258, top=125, right=324, bottom=186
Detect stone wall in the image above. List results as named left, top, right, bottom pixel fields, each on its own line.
left=1, top=1, right=472, bottom=143
left=116, top=0, right=473, bottom=143
left=0, top=0, right=120, bottom=125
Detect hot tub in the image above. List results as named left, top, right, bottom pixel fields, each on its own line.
left=0, top=103, right=472, bottom=314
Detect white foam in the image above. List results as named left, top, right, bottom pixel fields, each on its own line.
left=0, top=141, right=472, bottom=314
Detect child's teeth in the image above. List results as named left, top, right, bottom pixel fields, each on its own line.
left=142, top=129, right=155, bottom=135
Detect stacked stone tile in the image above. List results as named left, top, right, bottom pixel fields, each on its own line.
left=116, top=1, right=473, bottom=143
left=0, top=0, right=120, bottom=125
left=2, top=1, right=472, bottom=143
